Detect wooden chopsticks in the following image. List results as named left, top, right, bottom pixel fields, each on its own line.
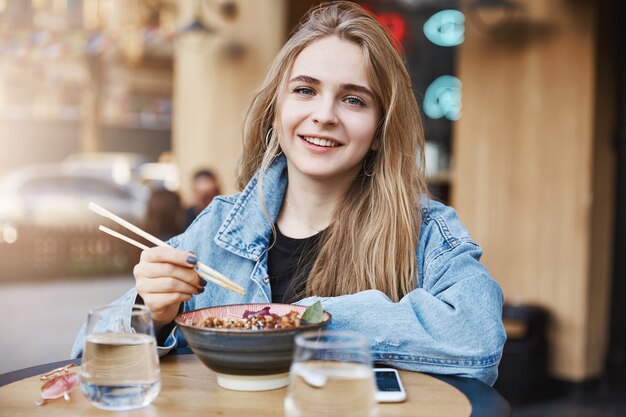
left=99, top=225, right=150, bottom=251
left=89, top=202, right=245, bottom=296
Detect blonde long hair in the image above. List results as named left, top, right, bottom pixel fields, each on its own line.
left=237, top=1, right=428, bottom=302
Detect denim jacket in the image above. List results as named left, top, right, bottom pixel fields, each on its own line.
left=72, top=155, right=505, bottom=385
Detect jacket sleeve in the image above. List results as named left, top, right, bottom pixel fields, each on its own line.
left=70, top=288, right=178, bottom=359
left=297, top=240, right=506, bottom=386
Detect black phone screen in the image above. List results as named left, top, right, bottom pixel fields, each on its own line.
left=375, top=370, right=401, bottom=392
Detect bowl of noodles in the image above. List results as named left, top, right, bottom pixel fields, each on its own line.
left=175, top=303, right=331, bottom=391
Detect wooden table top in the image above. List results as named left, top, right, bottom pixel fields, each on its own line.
left=0, top=354, right=510, bottom=417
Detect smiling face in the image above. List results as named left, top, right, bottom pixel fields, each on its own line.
left=277, top=36, right=381, bottom=185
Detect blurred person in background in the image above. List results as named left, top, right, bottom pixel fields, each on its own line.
left=184, top=169, right=221, bottom=229
left=72, top=2, right=505, bottom=385
left=144, top=188, right=184, bottom=241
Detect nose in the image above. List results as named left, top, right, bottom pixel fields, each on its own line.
left=311, top=98, right=338, bottom=125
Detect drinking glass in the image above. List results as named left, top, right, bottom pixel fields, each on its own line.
left=284, top=331, right=378, bottom=417
left=78, top=304, right=161, bottom=411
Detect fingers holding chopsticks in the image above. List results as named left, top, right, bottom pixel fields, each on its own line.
left=134, top=246, right=205, bottom=324
left=138, top=246, right=206, bottom=288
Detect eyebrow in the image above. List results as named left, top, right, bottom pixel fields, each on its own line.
left=289, top=75, right=374, bottom=99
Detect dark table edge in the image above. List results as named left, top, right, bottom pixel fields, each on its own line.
left=0, top=358, right=81, bottom=387
left=434, top=374, right=511, bottom=417
left=0, top=350, right=511, bottom=417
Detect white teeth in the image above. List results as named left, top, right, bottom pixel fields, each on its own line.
left=301, top=136, right=338, bottom=148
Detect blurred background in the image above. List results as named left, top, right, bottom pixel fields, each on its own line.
left=0, top=0, right=624, bottom=414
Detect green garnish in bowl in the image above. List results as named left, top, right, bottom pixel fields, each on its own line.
left=301, top=301, right=324, bottom=324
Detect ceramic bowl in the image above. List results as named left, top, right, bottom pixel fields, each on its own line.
left=175, top=303, right=331, bottom=391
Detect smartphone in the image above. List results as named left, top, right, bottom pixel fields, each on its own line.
left=374, top=368, right=406, bottom=403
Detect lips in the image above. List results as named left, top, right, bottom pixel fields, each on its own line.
left=299, top=135, right=341, bottom=148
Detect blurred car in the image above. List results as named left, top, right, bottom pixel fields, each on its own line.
left=0, top=163, right=149, bottom=243
left=62, top=152, right=180, bottom=191
left=61, top=152, right=150, bottom=186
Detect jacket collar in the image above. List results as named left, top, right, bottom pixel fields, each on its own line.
left=215, top=155, right=288, bottom=261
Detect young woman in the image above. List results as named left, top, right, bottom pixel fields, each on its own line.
left=72, top=2, right=505, bottom=385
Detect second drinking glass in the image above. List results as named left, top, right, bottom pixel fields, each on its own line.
left=284, top=331, right=378, bottom=417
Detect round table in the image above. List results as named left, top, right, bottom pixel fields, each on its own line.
left=0, top=353, right=510, bottom=416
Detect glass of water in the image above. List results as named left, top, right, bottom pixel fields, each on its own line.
left=284, top=331, right=378, bottom=417
left=79, top=304, right=161, bottom=411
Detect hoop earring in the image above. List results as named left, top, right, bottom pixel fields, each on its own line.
left=265, top=127, right=274, bottom=147
left=363, top=152, right=375, bottom=177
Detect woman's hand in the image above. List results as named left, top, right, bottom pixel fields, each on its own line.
left=133, top=246, right=206, bottom=325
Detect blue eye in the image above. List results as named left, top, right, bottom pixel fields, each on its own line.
left=293, top=87, right=314, bottom=96
left=345, top=96, right=365, bottom=106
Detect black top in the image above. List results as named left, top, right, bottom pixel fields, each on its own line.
left=267, top=226, right=324, bottom=303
